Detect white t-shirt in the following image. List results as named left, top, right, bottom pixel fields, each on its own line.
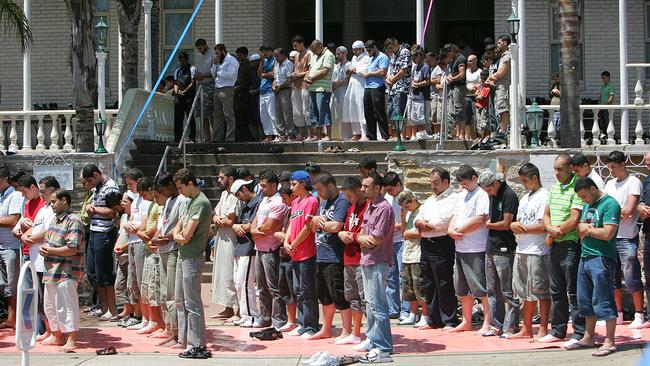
left=453, top=187, right=489, bottom=253
left=588, top=169, right=605, bottom=191
left=604, top=175, right=643, bottom=239
left=515, top=188, right=550, bottom=255
left=385, top=191, right=406, bottom=243
left=29, top=204, right=55, bottom=272
left=128, top=195, right=151, bottom=244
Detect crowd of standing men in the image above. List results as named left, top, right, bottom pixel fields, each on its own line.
left=163, top=34, right=514, bottom=145
left=0, top=149, right=648, bottom=361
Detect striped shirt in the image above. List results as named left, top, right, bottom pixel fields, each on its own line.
left=548, top=174, right=583, bottom=242
left=308, top=49, right=335, bottom=93
left=43, top=211, right=86, bottom=284
left=90, top=177, right=119, bottom=232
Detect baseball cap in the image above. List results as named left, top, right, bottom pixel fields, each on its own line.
left=478, top=171, right=504, bottom=187
left=291, top=170, right=311, bottom=183
left=231, top=179, right=253, bottom=194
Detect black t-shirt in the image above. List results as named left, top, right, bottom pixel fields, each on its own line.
left=449, top=54, right=467, bottom=88
left=487, top=182, right=519, bottom=253
left=234, top=193, right=262, bottom=257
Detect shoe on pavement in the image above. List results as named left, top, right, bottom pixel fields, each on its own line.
left=234, top=316, right=249, bottom=326
left=562, top=338, right=581, bottom=350
left=353, top=339, right=372, bottom=352
left=300, top=331, right=314, bottom=339
left=414, top=316, right=429, bottom=328
left=537, top=334, right=563, bottom=343
left=288, top=327, right=303, bottom=337
left=399, top=313, right=417, bottom=325
left=335, top=334, right=361, bottom=345
left=359, top=348, right=393, bottom=363
left=122, top=317, right=141, bottom=328
left=629, top=313, right=645, bottom=328
left=277, top=322, right=298, bottom=332
left=303, top=351, right=326, bottom=365
left=127, top=320, right=148, bottom=330
left=240, top=320, right=264, bottom=328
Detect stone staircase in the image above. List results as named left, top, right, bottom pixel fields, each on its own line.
left=128, top=139, right=468, bottom=205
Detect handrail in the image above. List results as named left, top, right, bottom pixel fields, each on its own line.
left=154, top=85, right=202, bottom=179
left=525, top=104, right=650, bottom=110
left=438, top=73, right=448, bottom=150
left=0, top=109, right=119, bottom=116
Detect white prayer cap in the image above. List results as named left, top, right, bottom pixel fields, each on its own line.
left=352, top=40, right=365, bottom=50
left=249, top=53, right=260, bottom=61
left=289, top=50, right=299, bottom=58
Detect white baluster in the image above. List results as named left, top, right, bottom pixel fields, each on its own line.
left=579, top=109, right=585, bottom=147
left=63, top=113, right=74, bottom=150
left=9, top=117, right=18, bottom=151
left=633, top=77, right=644, bottom=145
left=35, top=115, right=45, bottom=150
left=0, top=118, right=5, bottom=151
left=591, top=108, right=601, bottom=146
left=547, top=108, right=557, bottom=147
left=606, top=108, right=616, bottom=145
left=50, top=113, right=60, bottom=150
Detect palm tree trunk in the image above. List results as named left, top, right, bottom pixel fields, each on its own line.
left=116, top=0, right=142, bottom=93
left=65, top=0, right=96, bottom=153
left=558, top=0, right=581, bottom=148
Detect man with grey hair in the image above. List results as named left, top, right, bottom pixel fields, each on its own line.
left=479, top=170, right=520, bottom=337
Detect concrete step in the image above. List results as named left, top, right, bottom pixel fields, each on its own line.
left=202, top=260, right=213, bottom=284
left=134, top=151, right=391, bottom=166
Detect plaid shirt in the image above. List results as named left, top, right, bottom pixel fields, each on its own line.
left=388, top=44, right=412, bottom=95
left=43, top=211, right=86, bottom=284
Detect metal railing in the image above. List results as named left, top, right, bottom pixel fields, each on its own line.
left=155, top=85, right=203, bottom=179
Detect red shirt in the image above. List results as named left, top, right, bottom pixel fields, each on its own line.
left=343, top=200, right=369, bottom=266
left=22, top=197, right=46, bottom=255
left=475, top=84, right=491, bottom=109
left=288, top=194, right=319, bottom=262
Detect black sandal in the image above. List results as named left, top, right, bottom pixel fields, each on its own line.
left=96, top=346, right=117, bottom=355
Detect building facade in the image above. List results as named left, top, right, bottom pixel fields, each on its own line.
left=0, top=0, right=647, bottom=111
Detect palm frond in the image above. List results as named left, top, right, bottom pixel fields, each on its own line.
left=0, top=0, right=33, bottom=53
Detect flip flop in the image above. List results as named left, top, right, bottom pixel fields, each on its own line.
left=592, top=347, right=617, bottom=357
left=96, top=346, right=118, bottom=356
left=338, top=355, right=361, bottom=365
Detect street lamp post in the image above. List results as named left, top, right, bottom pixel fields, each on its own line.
left=506, top=12, right=521, bottom=149
left=95, top=19, right=108, bottom=154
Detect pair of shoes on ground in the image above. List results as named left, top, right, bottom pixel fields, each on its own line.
left=324, top=145, right=344, bottom=153
left=179, top=345, right=212, bottom=359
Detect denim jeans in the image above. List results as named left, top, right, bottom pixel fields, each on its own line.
left=292, top=256, right=319, bottom=335
left=549, top=240, right=585, bottom=340
left=486, top=252, right=520, bottom=332
left=175, top=256, right=206, bottom=347
left=387, top=93, right=408, bottom=121
left=256, top=250, right=287, bottom=328
left=386, top=241, right=408, bottom=317
left=614, top=237, right=643, bottom=292
left=88, top=228, right=118, bottom=288
left=577, top=256, right=618, bottom=320
left=362, top=263, right=393, bottom=353
left=309, top=91, right=332, bottom=127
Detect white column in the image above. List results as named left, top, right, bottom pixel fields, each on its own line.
left=22, top=0, right=32, bottom=150
left=619, top=0, right=629, bottom=144
left=416, top=0, right=424, bottom=46
left=509, top=42, right=521, bottom=149
left=517, top=0, right=526, bottom=130
left=97, top=51, right=107, bottom=120
left=143, top=0, right=153, bottom=91
left=215, top=0, right=223, bottom=43
left=117, top=22, right=123, bottom=106
left=315, top=0, right=323, bottom=40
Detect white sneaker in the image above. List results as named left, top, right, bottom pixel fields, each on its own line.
left=360, top=348, right=393, bottom=363
left=303, top=351, right=326, bottom=365
left=300, top=331, right=313, bottom=339
left=288, top=327, right=303, bottom=337
left=399, top=313, right=417, bottom=325
left=415, top=131, right=427, bottom=141
left=234, top=316, right=249, bottom=326
left=629, top=313, right=645, bottom=329
left=240, top=319, right=264, bottom=328
left=277, top=322, right=298, bottom=332
left=353, top=338, right=372, bottom=352
left=335, top=334, right=361, bottom=345
left=617, top=312, right=624, bottom=325
left=562, top=338, right=581, bottom=350
left=537, top=334, right=563, bottom=343
left=414, top=315, right=429, bottom=328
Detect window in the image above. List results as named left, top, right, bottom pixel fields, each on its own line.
left=93, top=0, right=110, bottom=90
left=550, top=1, right=584, bottom=81
left=162, top=0, right=195, bottom=77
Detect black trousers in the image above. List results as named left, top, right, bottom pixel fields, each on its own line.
left=174, top=96, right=196, bottom=142
left=420, top=236, right=458, bottom=328
left=363, top=86, right=389, bottom=140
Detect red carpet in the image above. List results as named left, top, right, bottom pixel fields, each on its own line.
left=0, top=325, right=647, bottom=355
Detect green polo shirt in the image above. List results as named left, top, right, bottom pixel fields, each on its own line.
left=179, top=192, right=212, bottom=259
left=599, top=83, right=614, bottom=105
left=308, top=49, right=335, bottom=93
left=548, top=175, right=583, bottom=242
left=580, top=194, right=620, bottom=260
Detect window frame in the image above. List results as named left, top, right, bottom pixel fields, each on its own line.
left=162, top=1, right=195, bottom=77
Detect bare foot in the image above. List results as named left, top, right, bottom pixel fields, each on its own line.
left=474, top=325, right=491, bottom=336
left=169, top=342, right=185, bottom=349
left=36, top=332, right=51, bottom=342
left=151, top=330, right=173, bottom=339
left=445, top=320, right=472, bottom=333
left=59, top=339, right=77, bottom=353
left=535, top=329, right=549, bottom=340
left=41, top=334, right=65, bottom=346
left=507, top=330, right=533, bottom=339
left=308, top=328, right=332, bottom=340
left=334, top=333, right=350, bottom=342
left=137, top=324, right=161, bottom=335
left=156, top=335, right=176, bottom=347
